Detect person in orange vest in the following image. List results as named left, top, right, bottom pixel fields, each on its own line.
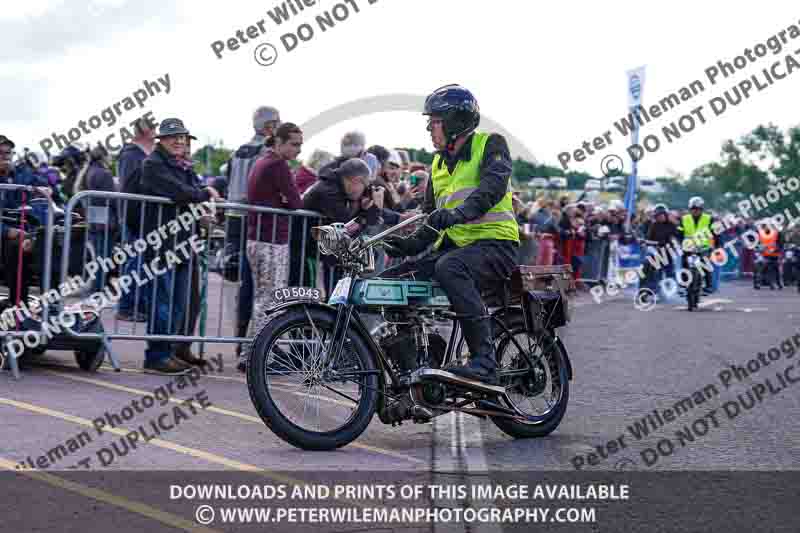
left=755, top=222, right=784, bottom=290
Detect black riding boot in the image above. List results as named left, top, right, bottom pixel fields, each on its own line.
left=446, top=316, right=497, bottom=384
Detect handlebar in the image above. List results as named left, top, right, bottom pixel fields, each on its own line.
left=354, top=212, right=431, bottom=252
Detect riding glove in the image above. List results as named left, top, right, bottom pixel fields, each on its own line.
left=383, top=225, right=438, bottom=257
left=427, top=208, right=466, bottom=230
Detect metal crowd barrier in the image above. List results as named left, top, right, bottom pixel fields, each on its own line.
left=0, top=184, right=57, bottom=379
left=53, top=191, right=330, bottom=362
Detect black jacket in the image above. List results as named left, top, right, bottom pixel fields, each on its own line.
left=117, top=143, right=147, bottom=191
left=647, top=221, right=680, bottom=246
left=305, top=159, right=399, bottom=226
left=138, top=144, right=211, bottom=250
left=84, top=161, right=119, bottom=230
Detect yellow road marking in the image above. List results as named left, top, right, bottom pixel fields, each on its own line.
left=0, top=398, right=371, bottom=508
left=45, top=370, right=426, bottom=465
left=0, top=455, right=221, bottom=533
left=0, top=397, right=261, bottom=471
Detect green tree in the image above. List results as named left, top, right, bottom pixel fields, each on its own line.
left=191, top=144, right=233, bottom=177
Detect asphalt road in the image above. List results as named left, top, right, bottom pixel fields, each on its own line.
left=2, top=277, right=799, bottom=531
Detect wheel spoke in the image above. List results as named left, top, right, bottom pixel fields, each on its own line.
left=262, top=319, right=365, bottom=435
left=496, top=329, right=562, bottom=420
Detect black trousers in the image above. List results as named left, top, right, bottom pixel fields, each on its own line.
left=756, top=256, right=781, bottom=287
left=379, top=239, right=518, bottom=365
left=681, top=253, right=713, bottom=290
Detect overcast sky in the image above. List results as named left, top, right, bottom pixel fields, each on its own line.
left=3, top=0, right=800, bottom=179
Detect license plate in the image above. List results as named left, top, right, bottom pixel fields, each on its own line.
left=328, top=277, right=352, bottom=305
left=272, top=287, right=322, bottom=302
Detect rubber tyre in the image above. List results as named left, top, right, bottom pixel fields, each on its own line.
left=490, top=316, right=570, bottom=439
left=75, top=346, right=105, bottom=372
left=246, top=307, right=378, bottom=451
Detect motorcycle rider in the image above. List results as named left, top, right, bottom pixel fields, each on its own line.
left=646, top=204, right=680, bottom=280
left=382, top=84, right=519, bottom=385
left=678, top=196, right=715, bottom=295
left=754, top=221, right=783, bottom=290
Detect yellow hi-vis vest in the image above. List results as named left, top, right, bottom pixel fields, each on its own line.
left=430, top=132, right=519, bottom=249
left=681, top=213, right=712, bottom=250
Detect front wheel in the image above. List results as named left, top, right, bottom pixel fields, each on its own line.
left=490, top=317, right=570, bottom=439
left=246, top=307, right=379, bottom=451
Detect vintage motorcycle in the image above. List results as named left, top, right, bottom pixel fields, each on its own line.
left=245, top=214, right=574, bottom=451
left=685, top=247, right=713, bottom=311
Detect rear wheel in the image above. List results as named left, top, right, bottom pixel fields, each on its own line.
left=490, top=316, right=569, bottom=439
left=246, top=307, right=379, bottom=451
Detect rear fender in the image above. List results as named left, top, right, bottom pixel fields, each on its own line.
left=553, top=334, right=573, bottom=381
left=489, top=306, right=525, bottom=335
left=490, top=307, right=572, bottom=380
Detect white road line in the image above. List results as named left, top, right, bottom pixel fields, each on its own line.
left=697, top=298, right=733, bottom=307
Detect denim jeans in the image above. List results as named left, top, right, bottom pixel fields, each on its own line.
left=144, top=260, right=189, bottom=363
left=118, top=230, right=149, bottom=316
left=712, top=263, right=721, bottom=292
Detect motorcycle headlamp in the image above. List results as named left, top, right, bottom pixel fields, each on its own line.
left=311, top=223, right=349, bottom=256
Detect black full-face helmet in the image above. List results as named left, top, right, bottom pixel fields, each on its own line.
left=423, top=84, right=480, bottom=148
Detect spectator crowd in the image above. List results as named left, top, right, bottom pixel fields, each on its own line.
left=0, top=107, right=786, bottom=375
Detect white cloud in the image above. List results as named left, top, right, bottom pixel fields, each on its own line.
left=3, top=0, right=800, bottom=179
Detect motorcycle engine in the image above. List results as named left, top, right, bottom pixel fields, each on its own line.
left=380, top=329, right=447, bottom=374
